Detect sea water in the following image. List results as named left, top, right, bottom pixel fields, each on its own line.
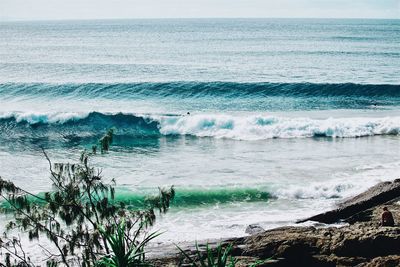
left=0, top=19, right=399, bottom=248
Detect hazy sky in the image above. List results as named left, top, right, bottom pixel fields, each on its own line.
left=1, top=0, right=399, bottom=21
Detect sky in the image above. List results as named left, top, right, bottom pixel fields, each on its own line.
left=0, top=0, right=399, bottom=21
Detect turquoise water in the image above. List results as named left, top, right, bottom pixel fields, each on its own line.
left=0, top=19, right=399, bottom=243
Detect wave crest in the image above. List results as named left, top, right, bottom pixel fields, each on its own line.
left=159, top=114, right=400, bottom=140
left=1, top=111, right=400, bottom=140
left=1, top=82, right=400, bottom=99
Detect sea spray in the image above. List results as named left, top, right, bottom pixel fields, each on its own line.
left=1, top=111, right=399, bottom=141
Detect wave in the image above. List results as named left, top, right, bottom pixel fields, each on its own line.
left=275, top=182, right=355, bottom=200
left=0, top=112, right=160, bottom=140
left=0, top=187, right=272, bottom=210
left=115, top=187, right=272, bottom=208
left=1, top=182, right=354, bottom=210
left=1, top=181, right=358, bottom=211
left=1, top=82, right=400, bottom=99
left=158, top=114, right=400, bottom=139
left=117, top=183, right=358, bottom=207
left=1, top=111, right=400, bottom=141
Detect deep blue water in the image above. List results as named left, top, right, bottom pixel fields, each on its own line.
left=1, top=19, right=399, bottom=83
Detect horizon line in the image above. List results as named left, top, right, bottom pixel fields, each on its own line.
left=1, top=16, right=399, bottom=23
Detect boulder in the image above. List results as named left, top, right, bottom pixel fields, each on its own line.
left=245, top=224, right=265, bottom=235
left=242, top=224, right=400, bottom=266
left=150, top=179, right=400, bottom=267
left=297, top=179, right=400, bottom=224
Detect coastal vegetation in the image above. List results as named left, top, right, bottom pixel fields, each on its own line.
left=177, top=243, right=237, bottom=267
left=0, top=130, right=175, bottom=266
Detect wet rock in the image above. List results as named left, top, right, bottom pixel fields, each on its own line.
left=298, top=179, right=400, bottom=224
left=150, top=179, right=400, bottom=267
left=245, top=224, right=265, bottom=235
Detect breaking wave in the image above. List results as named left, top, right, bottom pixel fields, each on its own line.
left=1, top=182, right=360, bottom=210
left=0, top=187, right=272, bottom=210
left=116, top=187, right=272, bottom=208
left=1, top=111, right=400, bottom=141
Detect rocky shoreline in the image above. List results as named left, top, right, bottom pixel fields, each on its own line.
left=150, top=179, right=400, bottom=266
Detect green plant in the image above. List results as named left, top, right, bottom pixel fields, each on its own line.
left=248, top=259, right=272, bottom=267
left=177, top=242, right=237, bottom=267
left=96, top=221, right=160, bottom=267
left=0, top=129, right=174, bottom=266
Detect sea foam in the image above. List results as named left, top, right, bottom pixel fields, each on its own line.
left=158, top=114, right=400, bottom=140
left=1, top=111, right=400, bottom=140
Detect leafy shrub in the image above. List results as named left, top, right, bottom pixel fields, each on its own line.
left=96, top=221, right=160, bottom=267
left=0, top=129, right=174, bottom=266
left=177, top=242, right=237, bottom=267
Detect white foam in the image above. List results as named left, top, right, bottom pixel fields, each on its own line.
left=0, top=111, right=89, bottom=124
left=158, top=114, right=400, bottom=140
left=274, top=160, right=400, bottom=201
left=275, top=182, right=354, bottom=200
left=2, top=111, right=400, bottom=140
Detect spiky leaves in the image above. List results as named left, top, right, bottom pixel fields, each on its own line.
left=96, top=221, right=161, bottom=267
left=0, top=129, right=174, bottom=266
left=177, top=242, right=238, bottom=267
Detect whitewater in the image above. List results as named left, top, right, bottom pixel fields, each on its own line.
left=0, top=19, right=399, bottom=254
left=1, top=111, right=400, bottom=140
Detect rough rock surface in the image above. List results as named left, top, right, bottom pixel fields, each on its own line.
left=240, top=223, right=400, bottom=266
left=150, top=180, right=400, bottom=266
left=245, top=224, right=265, bottom=235
left=297, top=179, right=400, bottom=224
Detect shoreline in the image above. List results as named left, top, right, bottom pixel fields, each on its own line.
left=149, top=179, right=400, bottom=266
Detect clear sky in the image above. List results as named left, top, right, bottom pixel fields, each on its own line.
left=0, top=0, right=399, bottom=21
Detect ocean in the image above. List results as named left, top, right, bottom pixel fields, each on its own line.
left=0, top=19, right=399, bottom=246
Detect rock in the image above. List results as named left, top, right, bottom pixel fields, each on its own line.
left=297, top=179, right=400, bottom=224
left=151, top=222, right=400, bottom=267
left=245, top=224, right=265, bottom=235
left=359, top=255, right=400, bottom=267
left=242, top=224, right=400, bottom=266
left=150, top=179, right=400, bottom=267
